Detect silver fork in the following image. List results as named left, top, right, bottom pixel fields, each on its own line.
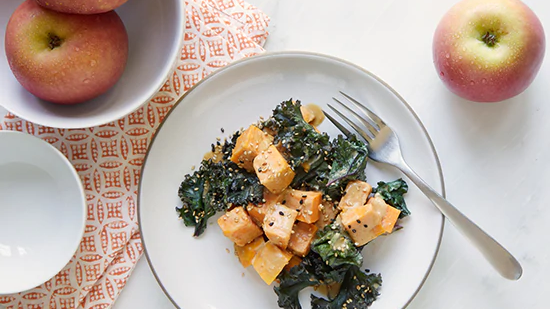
left=324, top=91, right=522, bottom=281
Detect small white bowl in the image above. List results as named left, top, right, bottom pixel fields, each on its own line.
left=0, top=0, right=185, bottom=129
left=0, top=131, right=86, bottom=294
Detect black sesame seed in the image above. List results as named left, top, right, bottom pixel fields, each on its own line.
left=348, top=225, right=352, bottom=229
left=282, top=200, right=287, bottom=204
left=279, top=211, right=284, bottom=216
left=296, top=209, right=301, bottom=212
left=352, top=229, right=357, bottom=233
left=216, top=141, right=221, bottom=146
left=302, top=195, right=307, bottom=198
left=269, top=222, right=274, bottom=226
left=363, top=224, right=368, bottom=228
left=221, top=128, right=225, bottom=133
left=357, top=219, right=361, bottom=224
left=299, top=200, right=304, bottom=205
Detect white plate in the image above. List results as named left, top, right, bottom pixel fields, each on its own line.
left=139, top=52, right=445, bottom=309
left=0, top=131, right=86, bottom=294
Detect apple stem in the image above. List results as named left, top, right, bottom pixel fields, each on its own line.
left=48, top=33, right=62, bottom=50
left=481, top=31, right=497, bottom=47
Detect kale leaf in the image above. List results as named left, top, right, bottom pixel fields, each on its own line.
left=275, top=251, right=349, bottom=309
left=275, top=262, right=321, bottom=309
left=264, top=99, right=331, bottom=168
left=374, top=178, right=410, bottom=218
left=311, top=266, right=382, bottom=309
left=176, top=159, right=263, bottom=237
left=311, top=223, right=363, bottom=268
left=325, top=135, right=368, bottom=199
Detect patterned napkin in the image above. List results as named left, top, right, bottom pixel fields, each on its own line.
left=0, top=1, right=269, bottom=308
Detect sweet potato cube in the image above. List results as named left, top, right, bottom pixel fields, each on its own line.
left=339, top=181, right=372, bottom=209
left=284, top=255, right=303, bottom=271
left=283, top=189, right=321, bottom=223
left=246, top=190, right=284, bottom=226
left=263, top=203, right=298, bottom=249
left=253, top=145, right=295, bottom=194
left=339, top=196, right=400, bottom=246
left=217, top=206, right=263, bottom=247
left=230, top=125, right=273, bottom=172
left=235, top=237, right=265, bottom=268
left=368, top=195, right=401, bottom=236
left=288, top=222, right=318, bottom=257
left=252, top=241, right=293, bottom=285
left=316, top=201, right=340, bottom=230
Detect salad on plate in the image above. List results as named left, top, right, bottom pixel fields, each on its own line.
left=176, top=99, right=410, bottom=309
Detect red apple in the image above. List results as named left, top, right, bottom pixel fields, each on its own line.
left=35, top=0, right=128, bottom=15
left=4, top=0, right=128, bottom=105
left=433, top=0, right=545, bottom=102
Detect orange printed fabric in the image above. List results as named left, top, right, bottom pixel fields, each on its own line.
left=0, top=0, right=269, bottom=308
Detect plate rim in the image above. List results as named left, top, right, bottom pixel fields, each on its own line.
left=138, top=51, right=446, bottom=309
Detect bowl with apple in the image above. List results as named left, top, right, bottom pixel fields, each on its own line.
left=0, top=0, right=185, bottom=128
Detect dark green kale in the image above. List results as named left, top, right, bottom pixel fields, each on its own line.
left=311, top=266, right=382, bottom=309
left=311, top=223, right=363, bottom=268
left=275, top=262, right=321, bottom=309
left=263, top=99, right=331, bottom=168
left=324, top=135, right=368, bottom=198
left=176, top=160, right=263, bottom=237
left=275, top=252, right=348, bottom=309
left=374, top=178, right=410, bottom=218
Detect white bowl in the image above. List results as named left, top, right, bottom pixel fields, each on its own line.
left=0, top=131, right=86, bottom=294
left=0, top=0, right=185, bottom=129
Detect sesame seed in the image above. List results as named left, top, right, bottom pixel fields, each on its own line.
left=282, top=200, right=286, bottom=204
left=357, top=219, right=361, bottom=224
left=352, top=229, right=357, bottom=233
left=299, top=200, right=304, bottom=205
left=279, top=211, right=284, bottom=216
left=364, top=224, right=368, bottom=228
left=269, top=222, right=274, bottom=226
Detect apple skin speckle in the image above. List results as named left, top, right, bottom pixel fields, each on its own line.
left=433, top=0, right=545, bottom=102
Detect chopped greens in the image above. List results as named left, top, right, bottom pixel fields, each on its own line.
left=324, top=135, right=368, bottom=199
left=311, top=266, right=382, bottom=309
left=374, top=179, right=410, bottom=218
left=176, top=159, right=263, bottom=237
left=275, top=262, right=320, bottom=309
left=311, top=223, right=363, bottom=268
left=264, top=99, right=331, bottom=168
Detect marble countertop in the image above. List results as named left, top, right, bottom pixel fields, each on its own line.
left=3, top=0, right=549, bottom=308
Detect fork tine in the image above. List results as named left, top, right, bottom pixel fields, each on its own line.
left=327, top=104, right=374, bottom=143
left=339, top=91, right=386, bottom=129
left=332, top=97, right=379, bottom=138
left=323, top=111, right=353, bottom=139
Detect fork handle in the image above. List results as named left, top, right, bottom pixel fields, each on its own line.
left=396, top=160, right=523, bottom=280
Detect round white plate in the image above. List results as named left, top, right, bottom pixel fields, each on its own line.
left=0, top=131, right=86, bottom=294
left=139, top=52, right=445, bottom=309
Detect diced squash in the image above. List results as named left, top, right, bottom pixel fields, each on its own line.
left=300, top=105, right=315, bottom=123
left=235, top=237, right=265, bottom=268
left=217, top=206, right=263, bottom=247
left=339, top=196, right=400, bottom=246
left=288, top=222, right=318, bottom=257
left=247, top=190, right=285, bottom=226
left=252, top=241, right=293, bottom=285
left=247, top=203, right=271, bottom=226
left=263, top=203, right=298, bottom=249
left=284, top=255, right=302, bottom=271
left=368, top=196, right=401, bottom=235
left=315, top=201, right=340, bottom=230
left=253, top=145, right=295, bottom=194
left=338, top=181, right=372, bottom=210
left=283, top=189, right=321, bottom=223
left=230, top=125, right=273, bottom=172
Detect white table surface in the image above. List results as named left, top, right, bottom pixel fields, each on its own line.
left=2, top=0, right=549, bottom=308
